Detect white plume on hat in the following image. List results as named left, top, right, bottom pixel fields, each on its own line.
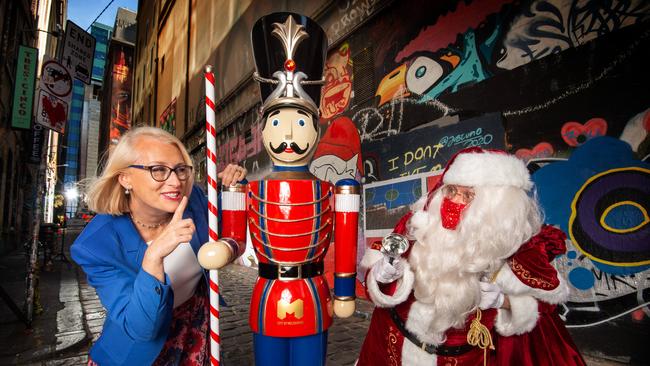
left=442, top=150, right=533, bottom=191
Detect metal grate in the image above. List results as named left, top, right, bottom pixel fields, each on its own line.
left=352, top=46, right=375, bottom=105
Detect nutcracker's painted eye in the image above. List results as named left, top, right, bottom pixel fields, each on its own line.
left=272, top=119, right=279, bottom=126
left=297, top=119, right=305, bottom=127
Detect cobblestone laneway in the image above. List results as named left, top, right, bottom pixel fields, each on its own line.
left=218, top=265, right=373, bottom=366
left=42, top=262, right=624, bottom=366
left=45, top=264, right=372, bottom=366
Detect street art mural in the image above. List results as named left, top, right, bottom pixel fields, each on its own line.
left=211, top=0, right=650, bottom=347
left=310, top=116, right=363, bottom=183
left=362, top=113, right=505, bottom=182
left=496, top=0, right=650, bottom=70
left=213, top=106, right=271, bottom=182
left=533, top=137, right=650, bottom=328
left=320, top=42, right=353, bottom=122
left=561, top=118, right=608, bottom=147
left=330, top=0, right=649, bottom=145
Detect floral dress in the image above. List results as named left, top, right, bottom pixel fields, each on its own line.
left=88, top=281, right=209, bottom=366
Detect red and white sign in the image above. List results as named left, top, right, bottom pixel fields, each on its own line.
left=40, top=59, right=72, bottom=97
left=36, top=57, right=72, bottom=133
left=36, top=89, right=69, bottom=133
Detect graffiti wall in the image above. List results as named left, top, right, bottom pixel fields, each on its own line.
left=212, top=0, right=650, bottom=354
left=534, top=137, right=650, bottom=324
left=362, top=113, right=505, bottom=181
left=312, top=0, right=650, bottom=358
left=213, top=104, right=271, bottom=182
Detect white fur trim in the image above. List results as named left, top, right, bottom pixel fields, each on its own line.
left=443, top=152, right=533, bottom=190
left=366, top=261, right=414, bottom=308
left=404, top=301, right=444, bottom=345
left=401, top=339, right=435, bottom=366
left=360, top=248, right=384, bottom=272
left=495, top=294, right=539, bottom=336
left=496, top=263, right=569, bottom=305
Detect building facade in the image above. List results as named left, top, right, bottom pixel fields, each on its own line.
left=99, top=7, right=136, bottom=157
left=78, top=22, right=112, bottom=184
left=0, top=0, right=66, bottom=252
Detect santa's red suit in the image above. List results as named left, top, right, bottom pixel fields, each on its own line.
left=357, top=148, right=585, bottom=366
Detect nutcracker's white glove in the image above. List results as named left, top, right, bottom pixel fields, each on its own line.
left=479, top=281, right=505, bottom=309
left=372, top=255, right=405, bottom=284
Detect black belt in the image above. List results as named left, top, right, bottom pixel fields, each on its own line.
left=389, top=308, right=475, bottom=356
left=258, top=261, right=324, bottom=280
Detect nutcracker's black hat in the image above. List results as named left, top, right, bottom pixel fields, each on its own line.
left=251, top=12, right=327, bottom=117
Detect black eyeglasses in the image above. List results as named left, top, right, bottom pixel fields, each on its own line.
left=128, top=164, right=194, bottom=182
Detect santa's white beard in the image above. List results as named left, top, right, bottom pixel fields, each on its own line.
left=406, top=186, right=542, bottom=345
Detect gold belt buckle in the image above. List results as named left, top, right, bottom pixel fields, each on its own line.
left=278, top=265, right=301, bottom=280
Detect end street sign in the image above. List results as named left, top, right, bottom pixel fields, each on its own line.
left=61, top=20, right=96, bottom=84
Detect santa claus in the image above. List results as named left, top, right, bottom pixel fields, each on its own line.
left=357, top=147, right=585, bottom=366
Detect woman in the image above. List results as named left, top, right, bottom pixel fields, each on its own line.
left=71, top=126, right=246, bottom=365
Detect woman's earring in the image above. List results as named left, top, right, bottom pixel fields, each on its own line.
left=125, top=187, right=130, bottom=195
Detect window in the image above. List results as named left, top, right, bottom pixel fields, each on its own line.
left=92, top=84, right=101, bottom=100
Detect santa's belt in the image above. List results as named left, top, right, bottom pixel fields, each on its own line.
left=258, top=261, right=324, bottom=280
left=389, top=308, right=475, bottom=356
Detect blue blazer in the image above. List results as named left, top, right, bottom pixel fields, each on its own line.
left=71, top=185, right=209, bottom=365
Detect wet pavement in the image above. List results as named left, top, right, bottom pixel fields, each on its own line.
left=0, top=226, right=640, bottom=365
left=0, top=227, right=88, bottom=365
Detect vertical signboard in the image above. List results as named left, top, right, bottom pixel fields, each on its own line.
left=29, top=124, right=45, bottom=164
left=61, top=20, right=96, bottom=84
left=36, top=57, right=72, bottom=134
left=11, top=46, right=38, bottom=129
left=109, top=45, right=133, bottom=143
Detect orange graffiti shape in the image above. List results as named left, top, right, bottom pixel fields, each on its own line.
left=320, top=43, right=352, bottom=120
left=561, top=118, right=608, bottom=147
left=515, top=142, right=555, bottom=162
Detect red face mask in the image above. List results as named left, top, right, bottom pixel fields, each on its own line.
left=440, top=197, right=468, bottom=230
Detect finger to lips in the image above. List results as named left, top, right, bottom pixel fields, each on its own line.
left=172, top=196, right=188, bottom=222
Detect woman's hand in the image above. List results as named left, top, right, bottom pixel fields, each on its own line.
left=143, top=197, right=195, bottom=281
left=218, top=164, right=247, bottom=186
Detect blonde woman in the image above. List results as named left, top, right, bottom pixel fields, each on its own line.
left=71, top=127, right=246, bottom=365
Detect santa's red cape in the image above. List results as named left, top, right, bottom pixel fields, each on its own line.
left=357, top=214, right=586, bottom=366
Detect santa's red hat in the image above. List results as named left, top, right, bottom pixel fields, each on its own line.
left=442, top=147, right=533, bottom=191
left=424, top=148, right=532, bottom=209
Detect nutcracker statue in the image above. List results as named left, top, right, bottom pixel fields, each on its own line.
left=198, top=12, right=360, bottom=366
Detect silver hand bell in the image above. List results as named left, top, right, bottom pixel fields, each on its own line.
left=381, top=233, right=410, bottom=264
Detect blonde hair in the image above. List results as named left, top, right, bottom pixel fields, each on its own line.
left=84, top=126, right=194, bottom=215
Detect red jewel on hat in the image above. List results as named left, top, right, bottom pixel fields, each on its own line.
left=284, top=59, right=296, bottom=72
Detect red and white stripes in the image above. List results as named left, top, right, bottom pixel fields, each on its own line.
left=204, top=65, right=220, bottom=366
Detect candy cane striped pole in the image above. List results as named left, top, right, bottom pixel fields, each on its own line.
left=204, top=65, right=220, bottom=366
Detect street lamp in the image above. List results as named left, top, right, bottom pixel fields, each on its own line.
left=64, top=186, right=79, bottom=201
left=22, top=24, right=63, bottom=38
